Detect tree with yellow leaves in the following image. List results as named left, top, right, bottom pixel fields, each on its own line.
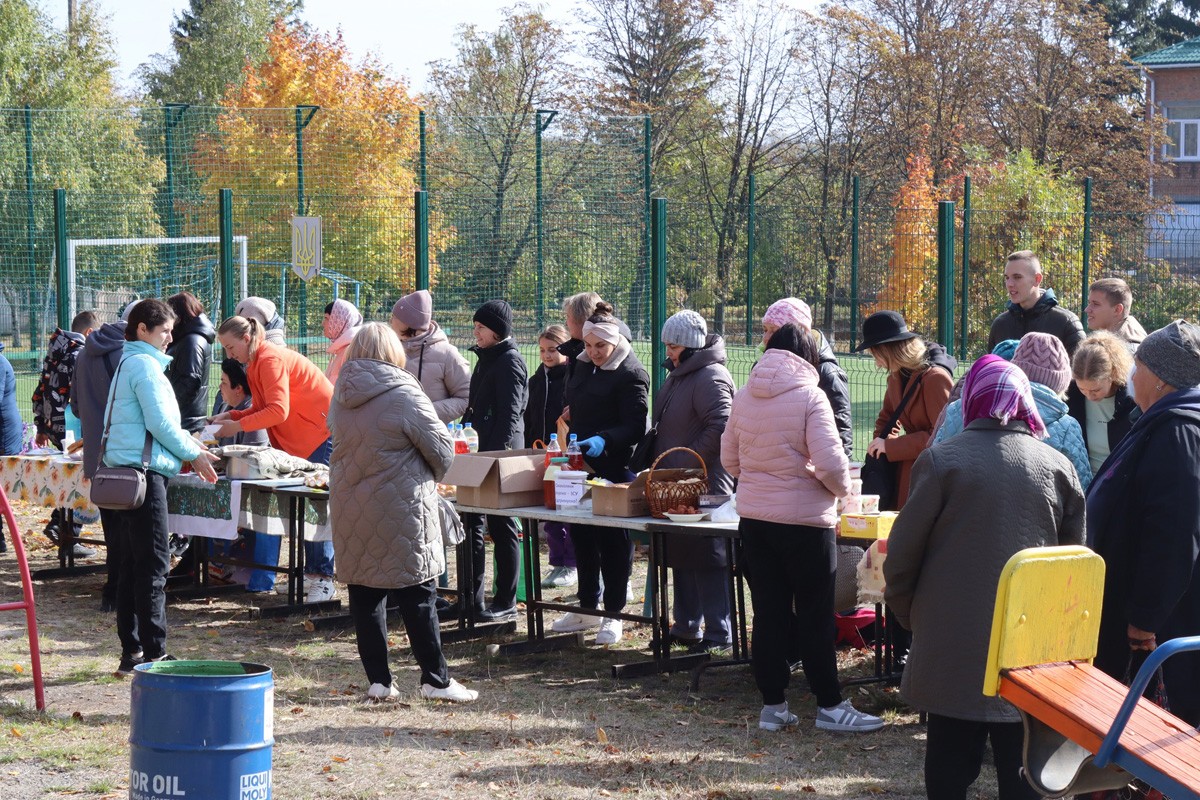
left=869, top=146, right=945, bottom=334
left=190, top=22, right=440, bottom=321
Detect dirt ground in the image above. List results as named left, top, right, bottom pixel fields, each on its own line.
left=0, top=499, right=995, bottom=800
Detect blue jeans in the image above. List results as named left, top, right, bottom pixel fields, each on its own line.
left=305, top=438, right=334, bottom=578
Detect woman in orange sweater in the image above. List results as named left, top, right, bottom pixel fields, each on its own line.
left=212, top=315, right=336, bottom=603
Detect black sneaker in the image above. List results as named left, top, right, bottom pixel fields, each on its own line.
left=115, top=651, right=145, bottom=676
left=479, top=605, right=518, bottom=621
left=146, top=654, right=177, bottom=664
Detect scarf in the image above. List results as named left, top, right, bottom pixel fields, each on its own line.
left=961, top=355, right=1047, bottom=439
left=323, top=299, right=363, bottom=341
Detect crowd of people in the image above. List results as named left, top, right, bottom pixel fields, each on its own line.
left=1, top=248, right=1199, bottom=797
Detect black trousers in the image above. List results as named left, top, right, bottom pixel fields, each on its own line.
left=740, top=518, right=842, bottom=708
left=347, top=581, right=450, bottom=690
left=100, top=507, right=121, bottom=606
left=924, top=714, right=1037, bottom=800
left=115, top=472, right=171, bottom=659
left=570, top=523, right=632, bottom=612
left=464, top=512, right=521, bottom=611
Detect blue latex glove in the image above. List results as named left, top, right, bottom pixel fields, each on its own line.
left=578, top=435, right=606, bottom=457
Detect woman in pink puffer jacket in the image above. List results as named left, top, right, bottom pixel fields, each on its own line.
left=721, top=324, right=883, bottom=734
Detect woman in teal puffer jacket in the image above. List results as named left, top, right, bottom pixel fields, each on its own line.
left=104, top=300, right=219, bottom=676
left=933, top=332, right=1092, bottom=490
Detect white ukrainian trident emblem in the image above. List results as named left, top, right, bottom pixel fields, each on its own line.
left=291, top=216, right=322, bottom=281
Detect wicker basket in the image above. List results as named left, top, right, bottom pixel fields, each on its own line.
left=645, top=447, right=709, bottom=518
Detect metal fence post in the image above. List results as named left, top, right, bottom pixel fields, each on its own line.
left=24, top=105, right=37, bottom=347
left=535, top=110, right=557, bottom=333
left=294, top=105, right=319, bottom=352
left=850, top=176, right=860, bottom=352
left=745, top=173, right=755, bottom=345
left=643, top=116, right=653, bottom=336
left=54, top=188, right=71, bottom=330
left=1082, top=177, right=1093, bottom=313
left=418, top=110, right=428, bottom=191
left=219, top=189, right=235, bottom=321
left=960, top=176, right=971, bottom=358
left=651, top=198, right=667, bottom=393
left=163, top=104, right=188, bottom=278
left=415, top=190, right=429, bottom=290
left=937, top=200, right=956, bottom=355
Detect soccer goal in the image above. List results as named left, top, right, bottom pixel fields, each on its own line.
left=66, top=236, right=248, bottom=321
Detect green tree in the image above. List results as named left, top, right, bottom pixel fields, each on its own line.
left=0, top=0, right=163, bottom=346
left=1091, top=0, right=1200, bottom=57
left=138, top=0, right=302, bottom=105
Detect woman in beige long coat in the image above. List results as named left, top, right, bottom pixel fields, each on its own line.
left=328, top=323, right=477, bottom=704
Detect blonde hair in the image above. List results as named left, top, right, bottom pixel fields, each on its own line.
left=1072, top=330, right=1132, bottom=387
left=563, top=292, right=603, bottom=327
left=538, top=324, right=570, bottom=345
left=217, top=315, right=264, bottom=348
left=872, top=336, right=928, bottom=374
left=345, top=322, right=407, bottom=368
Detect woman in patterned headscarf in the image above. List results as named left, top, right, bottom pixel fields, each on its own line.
left=884, top=356, right=1084, bottom=800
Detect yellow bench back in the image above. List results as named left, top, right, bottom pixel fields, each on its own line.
left=982, top=546, right=1105, bottom=696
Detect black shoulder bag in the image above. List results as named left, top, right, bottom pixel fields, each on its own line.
left=860, top=372, right=925, bottom=511
left=90, top=359, right=154, bottom=511
left=629, top=383, right=674, bottom=474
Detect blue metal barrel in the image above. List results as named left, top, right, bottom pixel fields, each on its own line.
left=129, top=660, right=273, bottom=800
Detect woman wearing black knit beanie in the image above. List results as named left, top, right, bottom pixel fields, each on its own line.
left=462, top=299, right=527, bottom=621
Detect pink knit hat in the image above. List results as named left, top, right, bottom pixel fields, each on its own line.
left=763, top=297, right=812, bottom=331
left=1012, top=332, right=1071, bottom=395
left=391, top=290, right=432, bottom=331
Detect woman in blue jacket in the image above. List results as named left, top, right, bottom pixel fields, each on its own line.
left=105, top=300, right=218, bottom=676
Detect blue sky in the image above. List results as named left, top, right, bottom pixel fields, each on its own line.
left=40, top=0, right=819, bottom=96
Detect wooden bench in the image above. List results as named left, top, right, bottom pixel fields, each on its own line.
left=982, top=546, right=1200, bottom=799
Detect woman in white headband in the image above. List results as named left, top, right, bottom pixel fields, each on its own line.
left=550, top=301, right=649, bottom=646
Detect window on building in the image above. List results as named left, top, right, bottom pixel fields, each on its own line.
left=1164, top=104, right=1200, bottom=161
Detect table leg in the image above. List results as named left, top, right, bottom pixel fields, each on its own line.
left=32, top=509, right=106, bottom=580
left=841, top=601, right=902, bottom=688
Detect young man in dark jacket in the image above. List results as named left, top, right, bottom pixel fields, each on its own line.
left=462, top=300, right=528, bottom=621
left=69, top=316, right=126, bottom=608
left=987, top=250, right=1086, bottom=357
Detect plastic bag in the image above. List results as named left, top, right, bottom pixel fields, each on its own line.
left=856, top=540, right=888, bottom=605
left=709, top=496, right=739, bottom=523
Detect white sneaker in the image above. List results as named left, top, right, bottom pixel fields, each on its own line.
left=815, top=700, right=885, bottom=732
left=305, top=577, right=336, bottom=603
left=595, top=617, right=623, bottom=645
left=551, top=611, right=601, bottom=632
left=421, top=678, right=478, bottom=703
left=367, top=682, right=399, bottom=702
left=760, top=704, right=799, bottom=731
left=554, top=566, right=578, bottom=587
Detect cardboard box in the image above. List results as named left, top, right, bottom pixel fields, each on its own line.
left=591, top=472, right=651, bottom=518
left=443, top=449, right=545, bottom=509
left=839, top=512, right=898, bottom=540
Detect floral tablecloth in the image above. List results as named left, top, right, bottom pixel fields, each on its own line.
left=0, top=455, right=100, bottom=524
left=0, top=456, right=330, bottom=542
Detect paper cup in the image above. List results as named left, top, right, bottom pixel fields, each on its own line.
left=860, top=494, right=880, bottom=514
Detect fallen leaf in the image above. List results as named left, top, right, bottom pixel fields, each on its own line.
left=205, top=629, right=219, bottom=637
left=303, top=620, right=315, bottom=632
left=860, top=744, right=878, bottom=751
left=11, top=664, right=23, bottom=674
left=596, top=727, right=608, bottom=744
left=71, top=711, right=82, bottom=721
left=675, top=720, right=688, bottom=726
left=331, top=756, right=349, bottom=763
left=603, top=744, right=620, bottom=754
left=9, top=728, right=21, bottom=737
left=689, top=753, right=701, bottom=763
left=382, top=729, right=395, bottom=737
left=290, top=707, right=304, bottom=714
left=802, top=786, right=816, bottom=793
left=866, top=787, right=885, bottom=794
left=321, top=765, right=331, bottom=773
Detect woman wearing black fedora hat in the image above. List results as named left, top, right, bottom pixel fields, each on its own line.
left=855, top=311, right=955, bottom=511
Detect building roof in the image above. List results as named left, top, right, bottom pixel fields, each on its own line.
left=1136, top=36, right=1200, bottom=66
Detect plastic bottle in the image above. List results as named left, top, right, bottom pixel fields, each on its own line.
left=544, top=433, right=561, bottom=468
left=453, top=423, right=469, bottom=455
left=462, top=422, right=480, bottom=453
left=566, top=433, right=584, bottom=471
left=543, top=456, right=569, bottom=509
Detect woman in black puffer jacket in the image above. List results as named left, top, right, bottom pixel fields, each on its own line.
left=462, top=300, right=528, bottom=622
left=165, top=292, right=216, bottom=434
left=550, top=303, right=649, bottom=646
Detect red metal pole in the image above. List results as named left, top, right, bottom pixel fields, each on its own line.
left=0, top=482, right=45, bottom=710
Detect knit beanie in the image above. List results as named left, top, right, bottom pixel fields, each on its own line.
left=1012, top=332, right=1072, bottom=395
left=763, top=297, right=813, bottom=332
left=991, top=339, right=1020, bottom=361
left=661, top=310, right=707, bottom=349
left=1137, top=320, right=1200, bottom=390
left=323, top=298, right=363, bottom=341
left=120, top=300, right=141, bottom=321
left=235, top=297, right=277, bottom=327
left=474, top=299, right=513, bottom=340
left=391, top=290, right=432, bottom=331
